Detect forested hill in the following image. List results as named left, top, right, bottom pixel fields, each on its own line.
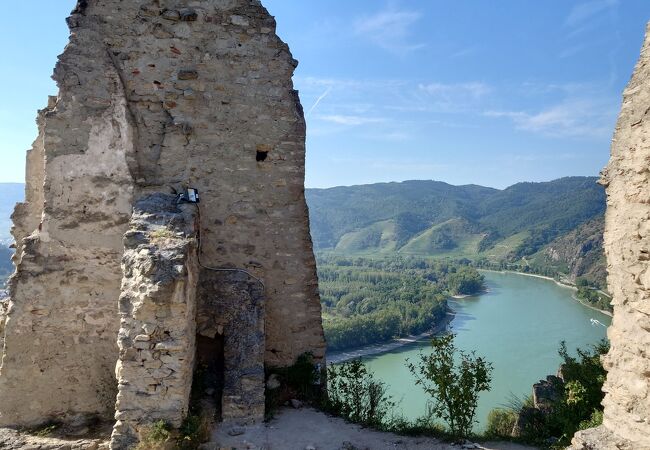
left=307, top=177, right=607, bottom=286
left=1, top=179, right=607, bottom=286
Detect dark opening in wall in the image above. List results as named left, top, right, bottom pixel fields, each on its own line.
left=194, top=334, right=225, bottom=421
left=256, top=151, right=269, bottom=162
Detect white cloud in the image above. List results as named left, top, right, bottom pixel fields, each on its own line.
left=561, top=1, right=621, bottom=81
left=451, top=47, right=478, bottom=58
left=419, top=82, right=491, bottom=99
left=318, top=115, right=387, bottom=126
left=417, top=82, right=492, bottom=113
left=565, top=0, right=618, bottom=28
left=297, top=77, right=364, bottom=89
left=328, top=157, right=451, bottom=174
left=368, top=160, right=452, bottom=173
left=364, top=131, right=412, bottom=141
left=297, top=76, right=492, bottom=135
left=484, top=97, right=618, bottom=139
left=354, top=7, right=424, bottom=53
left=558, top=43, right=587, bottom=59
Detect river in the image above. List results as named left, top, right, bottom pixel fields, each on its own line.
left=358, top=271, right=612, bottom=432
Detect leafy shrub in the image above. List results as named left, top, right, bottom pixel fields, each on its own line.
left=285, top=352, right=320, bottom=397
left=135, top=420, right=171, bottom=450
left=266, top=353, right=323, bottom=418
left=326, top=359, right=395, bottom=428
left=388, top=415, right=446, bottom=437
left=578, top=409, right=603, bottom=431
left=31, top=423, right=59, bottom=438
left=485, top=408, right=517, bottom=438
left=407, top=334, right=493, bottom=438
left=177, top=414, right=210, bottom=450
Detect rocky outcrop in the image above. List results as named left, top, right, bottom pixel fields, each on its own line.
left=0, top=0, right=326, bottom=445
left=542, top=217, right=606, bottom=287
left=570, top=23, right=650, bottom=449
left=512, top=374, right=564, bottom=438
left=532, top=375, right=563, bottom=413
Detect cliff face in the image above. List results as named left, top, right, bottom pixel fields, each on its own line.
left=540, top=217, right=606, bottom=287
left=0, top=0, right=325, bottom=442
left=571, top=24, right=650, bottom=449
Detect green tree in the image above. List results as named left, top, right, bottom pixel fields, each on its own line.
left=407, top=334, right=493, bottom=438
left=327, top=359, right=395, bottom=428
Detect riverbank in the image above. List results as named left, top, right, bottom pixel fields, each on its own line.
left=572, top=293, right=613, bottom=317
left=363, top=270, right=612, bottom=430
left=478, top=268, right=613, bottom=317
left=452, top=287, right=489, bottom=299
left=479, top=268, right=575, bottom=289
left=327, top=269, right=612, bottom=365
left=327, top=307, right=455, bottom=364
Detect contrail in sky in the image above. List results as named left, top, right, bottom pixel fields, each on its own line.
left=307, top=87, right=332, bottom=117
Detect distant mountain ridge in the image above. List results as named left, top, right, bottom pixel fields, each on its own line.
left=307, top=177, right=606, bottom=286
left=0, top=183, right=22, bottom=283
left=0, top=183, right=23, bottom=244
left=1, top=179, right=607, bottom=286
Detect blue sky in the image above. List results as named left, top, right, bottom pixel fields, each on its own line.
left=1, top=1, right=648, bottom=188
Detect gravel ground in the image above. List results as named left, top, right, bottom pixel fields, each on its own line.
left=210, top=407, right=537, bottom=450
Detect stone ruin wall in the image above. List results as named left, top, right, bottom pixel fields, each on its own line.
left=0, top=0, right=325, bottom=435
left=0, top=40, right=136, bottom=425
left=112, top=194, right=200, bottom=448
left=571, top=24, right=650, bottom=449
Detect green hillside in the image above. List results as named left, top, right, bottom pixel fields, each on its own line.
left=0, top=179, right=607, bottom=287
left=307, top=177, right=606, bottom=284
left=306, top=180, right=497, bottom=250
left=398, top=218, right=483, bottom=256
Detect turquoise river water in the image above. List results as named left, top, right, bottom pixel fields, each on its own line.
left=361, top=270, right=612, bottom=432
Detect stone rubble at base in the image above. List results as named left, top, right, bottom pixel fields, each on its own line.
left=0, top=428, right=109, bottom=450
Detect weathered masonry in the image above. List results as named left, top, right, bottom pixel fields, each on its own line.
left=0, top=0, right=325, bottom=448
left=571, top=24, right=650, bottom=450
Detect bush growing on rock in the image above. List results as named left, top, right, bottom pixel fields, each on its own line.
left=509, top=340, right=609, bottom=446
left=544, top=340, right=608, bottom=444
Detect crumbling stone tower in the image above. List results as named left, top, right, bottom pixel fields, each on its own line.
left=571, top=23, right=650, bottom=449
left=0, top=0, right=325, bottom=447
